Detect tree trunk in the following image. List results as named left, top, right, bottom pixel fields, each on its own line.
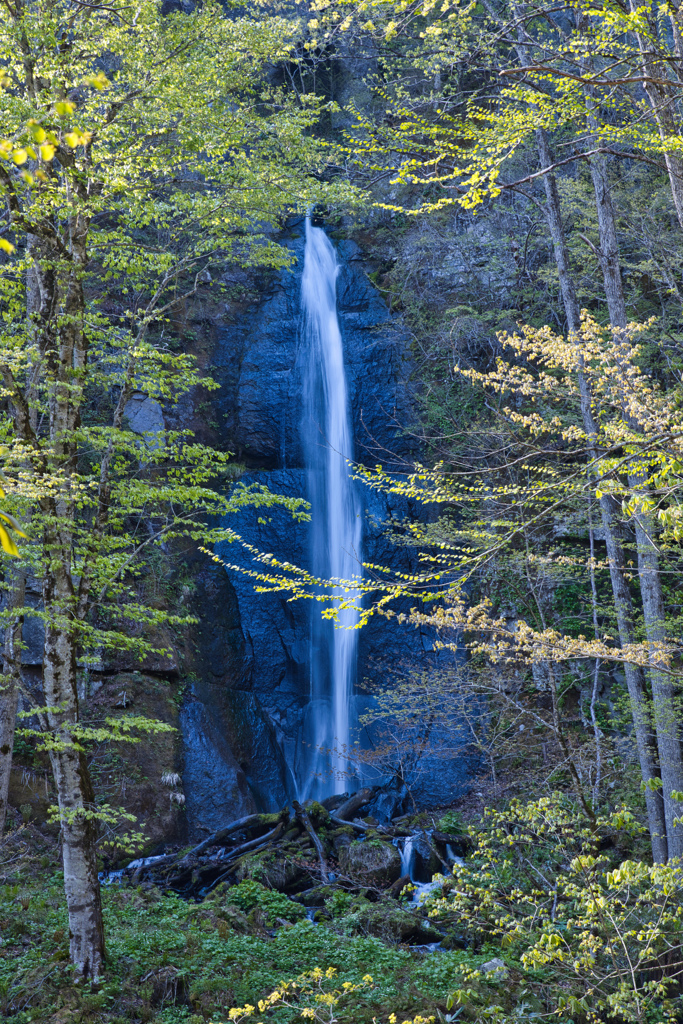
left=36, top=221, right=105, bottom=977
left=587, top=142, right=683, bottom=859
left=43, top=563, right=105, bottom=980
left=628, top=0, right=683, bottom=231
left=0, top=569, right=25, bottom=835
left=537, top=128, right=668, bottom=860
left=0, top=237, right=43, bottom=836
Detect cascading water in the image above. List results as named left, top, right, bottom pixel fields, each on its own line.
left=398, top=836, right=416, bottom=880
left=299, top=217, right=362, bottom=800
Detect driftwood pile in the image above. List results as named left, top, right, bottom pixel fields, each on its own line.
left=121, top=788, right=468, bottom=900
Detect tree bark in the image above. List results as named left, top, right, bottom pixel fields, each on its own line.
left=43, top=563, right=105, bottom=980
left=293, top=800, right=329, bottom=882
left=0, top=569, right=25, bottom=836
left=334, top=787, right=376, bottom=821
left=627, top=0, right=683, bottom=231
left=25, top=214, right=106, bottom=978
left=587, top=141, right=683, bottom=859
left=536, top=128, right=668, bottom=860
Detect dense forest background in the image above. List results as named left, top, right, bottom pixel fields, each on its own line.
left=2, top=0, right=683, bottom=1021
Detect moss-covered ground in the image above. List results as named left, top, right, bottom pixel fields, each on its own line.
left=0, top=825, right=496, bottom=1024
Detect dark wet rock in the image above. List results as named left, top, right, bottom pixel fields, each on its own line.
left=180, top=700, right=256, bottom=835
left=364, top=783, right=410, bottom=823
left=388, top=873, right=412, bottom=899
left=100, top=623, right=180, bottom=678
left=296, top=884, right=338, bottom=907
left=213, top=464, right=471, bottom=809
left=16, top=577, right=44, bottom=667
left=441, top=929, right=469, bottom=950
left=338, top=838, right=402, bottom=886
left=330, top=826, right=355, bottom=856
left=410, top=833, right=443, bottom=883
left=334, top=898, right=443, bottom=944
left=235, top=848, right=307, bottom=891
left=210, top=222, right=417, bottom=470
left=161, top=0, right=195, bottom=13
left=176, top=223, right=475, bottom=825
left=177, top=556, right=292, bottom=834
left=432, top=831, right=470, bottom=859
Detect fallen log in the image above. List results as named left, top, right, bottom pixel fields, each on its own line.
left=204, top=819, right=288, bottom=893
left=128, top=853, right=176, bottom=883
left=293, top=800, right=328, bottom=883
left=215, top=820, right=286, bottom=866
left=321, top=793, right=349, bottom=812
left=172, top=811, right=287, bottom=871
left=330, top=815, right=371, bottom=832
left=432, top=831, right=470, bottom=855
left=334, top=787, right=376, bottom=822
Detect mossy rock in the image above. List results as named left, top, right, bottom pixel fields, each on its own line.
left=305, top=801, right=331, bottom=824
left=214, top=906, right=252, bottom=935
left=334, top=898, right=443, bottom=944
left=221, top=879, right=305, bottom=926
left=330, top=826, right=354, bottom=856
left=338, top=839, right=402, bottom=886
left=235, top=848, right=305, bottom=891
left=441, top=928, right=469, bottom=950
left=296, top=884, right=338, bottom=907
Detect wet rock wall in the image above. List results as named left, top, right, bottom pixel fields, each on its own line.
left=180, top=221, right=475, bottom=834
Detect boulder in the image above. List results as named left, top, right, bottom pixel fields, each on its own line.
left=235, top=848, right=306, bottom=891
left=411, top=833, right=444, bottom=882
left=481, top=958, right=508, bottom=980
left=124, top=392, right=164, bottom=438
left=335, top=898, right=443, bottom=945
left=330, top=826, right=355, bottom=857
left=338, top=839, right=402, bottom=886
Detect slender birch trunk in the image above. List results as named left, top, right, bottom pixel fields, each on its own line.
left=536, top=128, right=668, bottom=860
left=627, top=0, right=683, bottom=231
left=498, top=10, right=671, bottom=857
left=0, top=570, right=25, bottom=836
left=41, top=213, right=106, bottom=977
left=21, top=217, right=106, bottom=976
left=586, top=141, right=683, bottom=859
left=43, top=563, right=105, bottom=979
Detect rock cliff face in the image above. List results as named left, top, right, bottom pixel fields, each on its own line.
left=180, top=221, right=475, bottom=834
left=211, top=223, right=417, bottom=470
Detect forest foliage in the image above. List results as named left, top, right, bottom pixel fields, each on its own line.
left=2, top=0, right=683, bottom=1020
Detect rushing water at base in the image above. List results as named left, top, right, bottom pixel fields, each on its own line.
left=299, top=218, right=362, bottom=800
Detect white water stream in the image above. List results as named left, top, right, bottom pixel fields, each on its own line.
left=299, top=218, right=362, bottom=800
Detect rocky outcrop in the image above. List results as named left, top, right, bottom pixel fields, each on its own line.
left=87, top=672, right=185, bottom=852
left=172, top=221, right=475, bottom=833
left=339, top=899, right=444, bottom=944
left=338, top=838, right=402, bottom=886
left=210, top=221, right=418, bottom=470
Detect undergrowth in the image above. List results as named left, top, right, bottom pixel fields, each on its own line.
left=0, top=830, right=490, bottom=1024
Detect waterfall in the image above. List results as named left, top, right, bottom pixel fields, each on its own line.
left=398, top=836, right=416, bottom=880
left=299, top=217, right=362, bottom=800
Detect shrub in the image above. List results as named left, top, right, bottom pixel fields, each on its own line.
left=223, top=880, right=305, bottom=926
left=429, top=796, right=683, bottom=1023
